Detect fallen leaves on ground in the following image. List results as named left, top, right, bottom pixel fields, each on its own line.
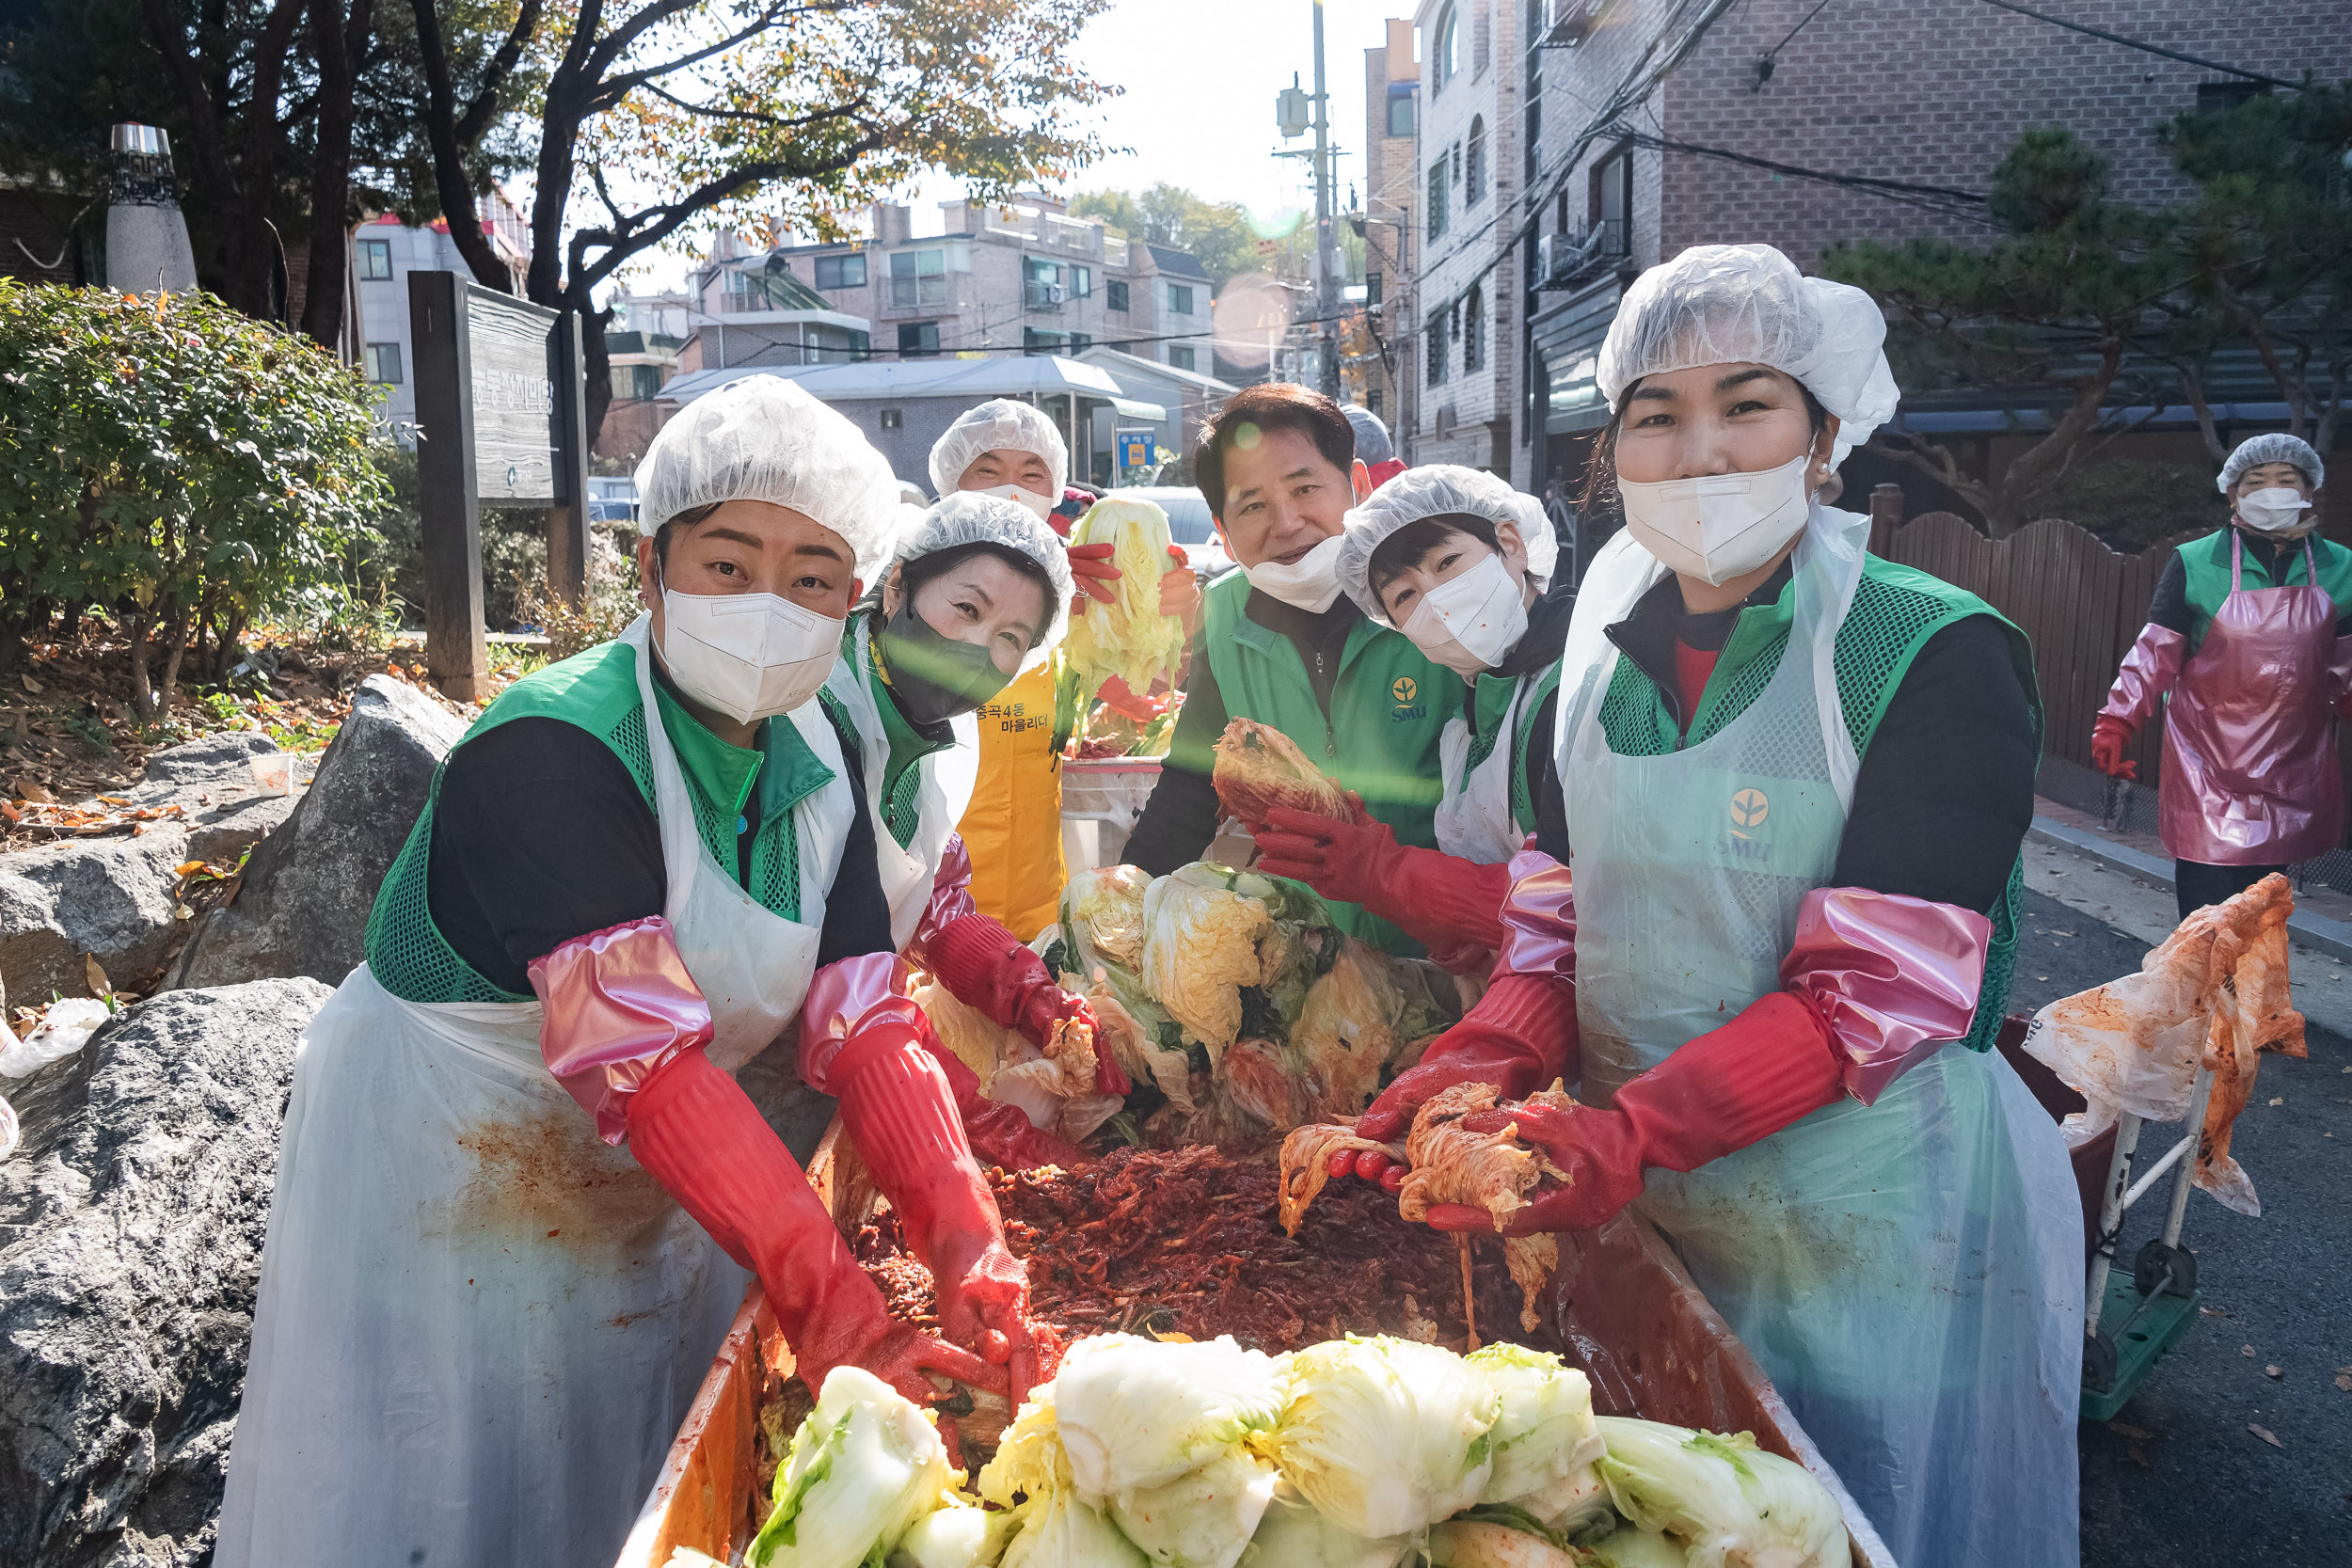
left=2248, top=1423, right=2283, bottom=1449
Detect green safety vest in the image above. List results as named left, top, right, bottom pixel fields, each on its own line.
left=1591, top=555, right=2041, bottom=1053
left=364, top=636, right=847, bottom=1005
left=1197, top=571, right=1463, bottom=954
left=2177, top=527, right=2352, bottom=655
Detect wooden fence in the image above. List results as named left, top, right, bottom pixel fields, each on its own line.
left=1873, top=510, right=2169, bottom=777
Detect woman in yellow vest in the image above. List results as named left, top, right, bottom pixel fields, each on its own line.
left=929, top=400, right=1199, bottom=937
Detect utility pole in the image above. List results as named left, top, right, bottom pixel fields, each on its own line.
left=1311, top=0, right=1340, bottom=398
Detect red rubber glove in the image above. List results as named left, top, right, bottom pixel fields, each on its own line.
left=1066, top=541, right=1120, bottom=605
left=2090, top=715, right=2137, bottom=781
left=624, top=1047, right=1005, bottom=1419
left=1334, top=972, right=1578, bottom=1193
left=1254, top=798, right=1513, bottom=963
left=925, top=912, right=1130, bottom=1095
left=1422, top=991, right=1843, bottom=1236
left=834, top=1015, right=1044, bottom=1404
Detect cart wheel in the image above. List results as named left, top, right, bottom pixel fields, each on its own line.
left=2134, top=1240, right=2197, bottom=1299
left=2083, top=1328, right=2120, bottom=1393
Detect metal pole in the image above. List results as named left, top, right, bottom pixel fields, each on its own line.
left=1312, top=0, right=1339, bottom=398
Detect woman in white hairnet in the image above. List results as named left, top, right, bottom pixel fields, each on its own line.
left=810, top=490, right=1133, bottom=1175
left=1249, top=463, right=1567, bottom=949
left=2093, top=433, right=2349, bottom=918
left=927, top=398, right=1200, bottom=939
left=218, top=376, right=1030, bottom=1567
left=1332, top=245, right=2082, bottom=1565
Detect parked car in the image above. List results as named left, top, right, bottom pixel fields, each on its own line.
left=1111, top=484, right=1236, bottom=584
left=587, top=475, right=640, bottom=526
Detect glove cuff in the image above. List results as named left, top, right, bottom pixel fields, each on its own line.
left=1493, top=849, right=1576, bottom=979
left=1781, top=886, right=1989, bottom=1105
left=1614, top=991, right=1842, bottom=1170
left=529, top=916, right=712, bottom=1146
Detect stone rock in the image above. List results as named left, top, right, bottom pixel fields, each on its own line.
left=0, top=828, right=191, bottom=1003
left=169, top=676, right=468, bottom=990
left=0, top=732, right=309, bottom=1004
left=0, top=977, right=333, bottom=1568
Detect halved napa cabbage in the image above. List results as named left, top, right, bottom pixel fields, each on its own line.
left=1262, top=1335, right=1502, bottom=1539
left=1064, top=497, right=1188, bottom=698
left=1594, top=1418, right=1843, bottom=1568
left=1239, top=1484, right=1415, bottom=1568
left=996, top=1492, right=1150, bottom=1568
left=745, top=1367, right=959, bottom=1568
left=1139, top=864, right=1273, bottom=1057
left=1052, top=1333, right=1290, bottom=1497
left=1108, top=1447, right=1281, bottom=1568
left=1467, top=1343, right=1605, bottom=1519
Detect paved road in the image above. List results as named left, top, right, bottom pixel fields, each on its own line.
left=2007, top=849, right=2352, bottom=1565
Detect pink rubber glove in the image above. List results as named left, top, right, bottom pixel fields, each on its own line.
left=625, top=1048, right=1006, bottom=1421
left=925, top=912, right=1130, bottom=1095
left=1421, top=992, right=1841, bottom=1236
left=1254, top=797, right=1512, bottom=960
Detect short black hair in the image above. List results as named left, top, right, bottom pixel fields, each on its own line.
left=1194, top=383, right=1356, bottom=519
left=894, top=541, right=1058, bottom=649
left=1366, top=513, right=1502, bottom=599
left=652, top=501, right=722, bottom=565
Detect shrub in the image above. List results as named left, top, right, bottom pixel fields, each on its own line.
left=0, top=281, right=389, bottom=710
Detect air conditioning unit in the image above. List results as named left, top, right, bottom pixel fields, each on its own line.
left=1047, top=283, right=1067, bottom=304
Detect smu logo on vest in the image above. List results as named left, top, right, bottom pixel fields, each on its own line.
left=1391, top=675, right=1426, bottom=722
left=1724, top=786, right=1772, bottom=863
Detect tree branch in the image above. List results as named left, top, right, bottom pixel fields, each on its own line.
left=454, top=0, right=546, bottom=150
left=409, top=0, right=514, bottom=290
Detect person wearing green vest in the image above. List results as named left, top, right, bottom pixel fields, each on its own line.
left=2093, top=433, right=2349, bottom=918
left=218, top=376, right=1038, bottom=1566
left=1249, top=465, right=1569, bottom=974
left=1121, top=383, right=1460, bottom=955
left=1327, top=246, right=2081, bottom=1567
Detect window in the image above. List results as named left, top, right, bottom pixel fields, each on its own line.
left=1024, top=326, right=1070, bottom=355
left=610, top=364, right=660, bottom=400
left=1107, top=278, right=1131, bottom=313
left=357, top=238, right=391, bottom=281
left=898, top=321, right=940, bottom=356
left=1452, top=141, right=1463, bottom=186
left=1466, top=117, right=1486, bottom=206
left=1473, top=0, right=1489, bottom=72
left=363, top=342, right=402, bottom=383
left=1168, top=344, right=1197, bottom=372
left=848, top=327, right=870, bottom=358
left=2196, top=81, right=2268, bottom=113
left=1024, top=257, right=1063, bottom=310
left=880, top=407, right=903, bottom=430
left=1431, top=3, right=1458, bottom=93
left=1168, top=282, right=1196, bottom=315
left=1464, top=285, right=1486, bottom=373
left=814, top=253, right=866, bottom=290
left=890, top=248, right=946, bottom=308
left=1366, top=388, right=1383, bottom=418
left=1367, top=271, right=1383, bottom=308
left=1591, top=147, right=1632, bottom=256
left=1068, top=264, right=1092, bottom=298
left=1425, top=312, right=1447, bottom=386
left=1427, top=161, right=1448, bottom=240
left=1068, top=331, right=1091, bottom=356
left=1388, top=88, right=1416, bottom=137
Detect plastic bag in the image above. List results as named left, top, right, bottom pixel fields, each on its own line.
left=0, top=997, right=112, bottom=1080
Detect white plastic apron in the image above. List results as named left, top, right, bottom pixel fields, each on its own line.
left=1554, top=509, right=2084, bottom=1568
left=823, top=618, right=980, bottom=948
left=1434, top=673, right=1539, bottom=864
left=217, top=615, right=851, bottom=1568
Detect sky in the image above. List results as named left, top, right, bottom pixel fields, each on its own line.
left=625, top=0, right=1417, bottom=292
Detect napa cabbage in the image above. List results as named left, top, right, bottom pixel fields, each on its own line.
left=1466, top=1344, right=1605, bottom=1519
left=1593, top=1418, right=1843, bottom=1568
left=1064, top=497, right=1187, bottom=698
left=1052, top=1333, right=1291, bottom=1497
left=745, top=1367, right=959, bottom=1568
left=1239, top=1485, right=1415, bottom=1568
left=1262, top=1335, right=1502, bottom=1539
left=1107, top=1447, right=1281, bottom=1568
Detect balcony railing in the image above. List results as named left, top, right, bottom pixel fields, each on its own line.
left=1534, top=219, right=1629, bottom=290
left=1023, top=279, right=1065, bottom=312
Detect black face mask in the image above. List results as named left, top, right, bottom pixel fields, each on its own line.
left=874, top=599, right=1017, bottom=725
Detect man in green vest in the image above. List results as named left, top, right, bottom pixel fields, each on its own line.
left=1122, top=383, right=1460, bottom=954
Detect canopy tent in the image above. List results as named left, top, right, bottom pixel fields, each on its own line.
left=657, top=354, right=1127, bottom=408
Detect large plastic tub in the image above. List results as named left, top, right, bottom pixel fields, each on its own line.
left=614, top=1124, right=1899, bottom=1568
left=1059, top=756, right=1163, bottom=872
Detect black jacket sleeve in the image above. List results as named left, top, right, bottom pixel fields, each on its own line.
left=2146, top=551, right=2192, bottom=637
left=1829, top=614, right=2037, bottom=913
left=1121, top=620, right=1230, bottom=875
left=428, top=717, right=667, bottom=994
left=814, top=720, right=898, bottom=967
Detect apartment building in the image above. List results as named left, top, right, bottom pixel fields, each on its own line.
left=1409, top=0, right=1525, bottom=481
left=672, top=229, right=875, bottom=372
left=766, top=198, right=1214, bottom=372
left=345, top=189, right=532, bottom=438
left=1359, top=19, right=1422, bottom=434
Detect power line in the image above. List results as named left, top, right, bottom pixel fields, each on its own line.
left=1611, top=131, right=1996, bottom=226
left=1969, top=0, right=2300, bottom=89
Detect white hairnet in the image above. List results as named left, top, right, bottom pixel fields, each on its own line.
left=886, top=491, right=1077, bottom=672
left=1597, top=243, right=1900, bottom=467
left=1337, top=465, right=1559, bottom=626
left=1342, top=404, right=1393, bottom=465
left=636, top=373, right=903, bottom=581
left=928, top=398, right=1070, bottom=499
left=2217, top=433, right=2325, bottom=494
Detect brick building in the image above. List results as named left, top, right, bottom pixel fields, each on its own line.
left=1390, top=0, right=2350, bottom=529
left=1409, top=0, right=1526, bottom=478
left=1359, top=19, right=1422, bottom=433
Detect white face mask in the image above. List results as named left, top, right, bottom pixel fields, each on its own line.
left=1244, top=531, right=1348, bottom=613
left=2236, top=488, right=2315, bottom=536
left=657, top=577, right=844, bottom=725
left=969, top=483, right=1057, bottom=522
left=1617, top=451, right=1816, bottom=587
left=1400, top=553, right=1529, bottom=678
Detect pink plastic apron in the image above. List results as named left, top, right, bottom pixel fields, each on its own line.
left=2160, top=533, right=2342, bottom=864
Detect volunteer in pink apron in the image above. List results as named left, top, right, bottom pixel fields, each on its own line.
left=2093, top=433, right=2349, bottom=918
